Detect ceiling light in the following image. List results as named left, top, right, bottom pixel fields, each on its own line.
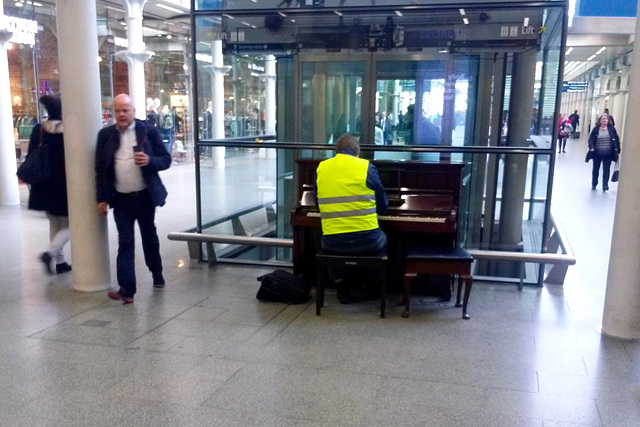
left=222, top=14, right=235, bottom=19
left=120, top=22, right=127, bottom=26
left=242, top=21, right=251, bottom=27
left=15, top=2, right=24, bottom=7
left=395, top=11, right=402, bottom=17
left=565, top=47, right=573, bottom=55
left=459, top=8, right=465, bottom=16
left=167, top=34, right=172, bottom=39
left=97, top=56, right=102, bottom=62
left=105, top=5, right=124, bottom=13
left=523, top=17, right=529, bottom=26
left=463, top=18, right=469, bottom=25
left=278, top=12, right=287, bottom=17
left=334, top=11, right=343, bottom=16
left=156, top=4, right=183, bottom=14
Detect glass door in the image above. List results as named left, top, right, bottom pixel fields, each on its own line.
left=299, top=56, right=368, bottom=152
left=372, top=55, right=478, bottom=163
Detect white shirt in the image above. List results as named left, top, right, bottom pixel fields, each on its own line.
left=114, top=121, right=147, bottom=194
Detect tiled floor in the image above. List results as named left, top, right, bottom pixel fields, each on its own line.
left=1, top=138, right=639, bottom=426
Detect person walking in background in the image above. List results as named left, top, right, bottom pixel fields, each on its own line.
left=27, top=95, right=72, bottom=275
left=604, top=108, right=615, bottom=127
left=95, top=94, right=171, bottom=304
left=557, top=113, right=572, bottom=153
left=568, top=110, right=580, bottom=138
left=588, top=114, right=620, bottom=192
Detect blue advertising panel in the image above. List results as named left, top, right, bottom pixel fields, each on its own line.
left=579, top=0, right=638, bottom=17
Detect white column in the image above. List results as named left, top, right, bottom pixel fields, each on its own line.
left=601, top=15, right=640, bottom=340
left=264, top=55, right=276, bottom=135
left=0, top=4, right=20, bottom=206
left=114, top=0, right=153, bottom=118
left=204, top=40, right=230, bottom=168
left=56, top=0, right=111, bottom=292
left=264, top=55, right=276, bottom=159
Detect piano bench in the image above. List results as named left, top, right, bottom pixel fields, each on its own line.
left=315, top=250, right=388, bottom=318
left=401, top=247, right=473, bottom=320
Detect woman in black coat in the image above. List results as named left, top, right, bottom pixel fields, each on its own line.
left=587, top=114, right=620, bottom=192
left=27, top=95, right=72, bottom=274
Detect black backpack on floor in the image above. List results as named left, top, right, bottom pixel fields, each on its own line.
left=256, top=270, right=311, bottom=304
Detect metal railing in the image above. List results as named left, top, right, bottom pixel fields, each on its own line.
left=168, top=208, right=575, bottom=287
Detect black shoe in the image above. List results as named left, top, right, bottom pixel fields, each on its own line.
left=153, top=272, right=165, bottom=288
left=562, top=150, right=566, bottom=153
left=107, top=290, right=134, bottom=304
left=592, top=186, right=597, bottom=190
left=337, top=292, right=355, bottom=304
left=603, top=186, right=609, bottom=192
left=56, top=262, right=72, bottom=274
left=40, top=252, right=53, bottom=275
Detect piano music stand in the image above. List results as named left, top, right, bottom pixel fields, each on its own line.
left=315, top=250, right=388, bottom=318
left=401, top=247, right=473, bottom=319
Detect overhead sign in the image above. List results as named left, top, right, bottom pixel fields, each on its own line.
left=562, top=81, right=588, bottom=93
left=2, top=16, right=38, bottom=46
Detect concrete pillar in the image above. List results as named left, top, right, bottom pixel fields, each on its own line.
left=601, top=16, right=640, bottom=340
left=498, top=48, right=537, bottom=248
left=56, top=0, right=110, bottom=291
left=264, top=55, right=276, bottom=135
left=114, top=0, right=153, bottom=118
left=203, top=40, right=230, bottom=168
left=264, top=55, right=276, bottom=159
left=0, top=4, right=20, bottom=206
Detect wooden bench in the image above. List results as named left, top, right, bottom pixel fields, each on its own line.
left=401, top=246, right=473, bottom=319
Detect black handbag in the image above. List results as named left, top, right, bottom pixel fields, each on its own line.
left=611, top=162, right=619, bottom=182
left=17, top=127, right=50, bottom=184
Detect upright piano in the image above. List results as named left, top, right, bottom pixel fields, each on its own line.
left=291, top=158, right=465, bottom=286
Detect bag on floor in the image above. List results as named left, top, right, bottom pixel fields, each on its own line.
left=256, top=269, right=311, bottom=304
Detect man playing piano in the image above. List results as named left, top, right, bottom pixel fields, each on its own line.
left=315, top=134, right=389, bottom=303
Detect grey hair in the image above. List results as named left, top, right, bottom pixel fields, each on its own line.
left=335, top=133, right=360, bottom=156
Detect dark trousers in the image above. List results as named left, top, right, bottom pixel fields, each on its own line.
left=592, top=155, right=613, bottom=189
left=558, top=136, right=567, bottom=152
left=321, top=229, right=387, bottom=280
left=113, top=189, right=163, bottom=297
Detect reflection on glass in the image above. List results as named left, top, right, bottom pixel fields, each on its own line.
left=301, top=61, right=364, bottom=145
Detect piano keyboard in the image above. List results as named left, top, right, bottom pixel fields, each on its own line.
left=306, top=212, right=446, bottom=223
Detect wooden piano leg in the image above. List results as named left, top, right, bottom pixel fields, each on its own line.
left=455, top=275, right=463, bottom=308
left=401, top=272, right=416, bottom=318
left=316, top=262, right=325, bottom=316
left=461, top=274, right=472, bottom=320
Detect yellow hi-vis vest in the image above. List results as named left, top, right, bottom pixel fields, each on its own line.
left=316, top=154, right=379, bottom=235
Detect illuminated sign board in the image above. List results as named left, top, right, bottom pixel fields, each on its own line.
left=2, top=16, right=38, bottom=46
left=562, top=81, right=588, bottom=93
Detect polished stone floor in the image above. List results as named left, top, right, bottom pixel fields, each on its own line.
left=0, top=138, right=638, bottom=426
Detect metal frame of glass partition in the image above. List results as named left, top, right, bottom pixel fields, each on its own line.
left=188, top=1, right=569, bottom=286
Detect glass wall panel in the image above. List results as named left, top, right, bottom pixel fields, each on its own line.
left=190, top=2, right=567, bottom=283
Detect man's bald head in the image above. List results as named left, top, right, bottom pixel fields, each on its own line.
left=114, top=94, right=135, bottom=130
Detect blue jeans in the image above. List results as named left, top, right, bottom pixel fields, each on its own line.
left=113, top=189, right=163, bottom=297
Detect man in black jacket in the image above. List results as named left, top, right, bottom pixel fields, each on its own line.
left=96, top=94, right=171, bottom=303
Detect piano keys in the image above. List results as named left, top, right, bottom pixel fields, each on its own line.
left=291, top=159, right=465, bottom=281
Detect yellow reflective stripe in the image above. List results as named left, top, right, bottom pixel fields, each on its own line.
left=320, top=207, right=377, bottom=219
left=318, top=194, right=376, bottom=204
